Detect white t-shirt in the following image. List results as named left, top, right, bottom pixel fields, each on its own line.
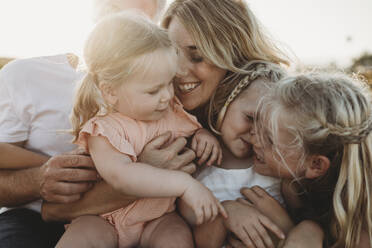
left=0, top=54, right=84, bottom=213
left=197, top=165, right=283, bottom=204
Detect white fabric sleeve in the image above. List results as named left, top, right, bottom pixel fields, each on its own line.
left=0, top=63, right=32, bottom=142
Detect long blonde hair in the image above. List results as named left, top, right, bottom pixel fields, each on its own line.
left=161, top=0, right=289, bottom=126
left=71, top=12, right=174, bottom=141
left=257, top=72, right=372, bottom=248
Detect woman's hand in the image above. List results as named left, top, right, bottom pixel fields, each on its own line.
left=181, top=180, right=227, bottom=225
left=139, top=131, right=197, bottom=174
left=191, top=128, right=222, bottom=166
left=223, top=200, right=285, bottom=248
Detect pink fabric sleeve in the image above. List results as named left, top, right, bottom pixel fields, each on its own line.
left=76, top=117, right=137, bottom=161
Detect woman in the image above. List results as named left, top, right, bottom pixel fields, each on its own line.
left=40, top=2, right=291, bottom=248
left=0, top=1, right=170, bottom=248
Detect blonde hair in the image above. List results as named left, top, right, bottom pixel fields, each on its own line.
left=211, top=61, right=286, bottom=134
left=162, top=0, right=289, bottom=126
left=257, top=72, right=372, bottom=248
left=71, top=12, right=174, bottom=141
left=93, top=0, right=166, bottom=23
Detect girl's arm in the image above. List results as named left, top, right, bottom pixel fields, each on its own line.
left=0, top=142, right=49, bottom=169
left=42, top=132, right=198, bottom=222
left=89, top=135, right=226, bottom=224
left=88, top=136, right=192, bottom=197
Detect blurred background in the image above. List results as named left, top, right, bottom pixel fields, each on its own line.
left=0, top=0, right=371, bottom=81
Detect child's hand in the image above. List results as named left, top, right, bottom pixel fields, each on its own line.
left=181, top=180, right=227, bottom=225
left=240, top=186, right=294, bottom=235
left=223, top=200, right=285, bottom=248
left=191, top=128, right=222, bottom=166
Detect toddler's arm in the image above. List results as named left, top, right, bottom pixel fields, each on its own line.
left=89, top=135, right=227, bottom=224
left=191, top=128, right=222, bottom=166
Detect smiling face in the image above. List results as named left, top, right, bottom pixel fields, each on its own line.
left=111, top=48, right=177, bottom=121
left=167, top=17, right=227, bottom=111
left=219, top=80, right=269, bottom=159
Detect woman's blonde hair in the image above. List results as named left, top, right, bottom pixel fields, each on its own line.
left=161, top=0, right=289, bottom=126
left=92, top=0, right=166, bottom=22
left=257, top=72, right=372, bottom=248
left=71, top=12, right=174, bottom=141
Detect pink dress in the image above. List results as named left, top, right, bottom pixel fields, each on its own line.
left=76, top=98, right=201, bottom=248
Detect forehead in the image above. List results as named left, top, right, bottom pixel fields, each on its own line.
left=238, top=79, right=269, bottom=105
left=270, top=107, right=297, bottom=145
left=128, top=49, right=177, bottom=83
left=168, top=17, right=195, bottom=48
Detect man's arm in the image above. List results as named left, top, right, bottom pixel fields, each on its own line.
left=42, top=180, right=136, bottom=222
left=0, top=142, right=49, bottom=169
left=0, top=143, right=98, bottom=206
left=0, top=167, right=43, bottom=207
left=0, top=142, right=48, bottom=206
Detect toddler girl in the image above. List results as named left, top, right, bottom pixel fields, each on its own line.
left=56, top=12, right=226, bottom=248
left=252, top=72, right=372, bottom=247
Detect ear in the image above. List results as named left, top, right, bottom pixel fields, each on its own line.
left=305, top=155, right=330, bottom=179
left=100, top=84, right=118, bottom=106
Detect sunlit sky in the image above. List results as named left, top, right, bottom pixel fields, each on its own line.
left=0, top=0, right=371, bottom=67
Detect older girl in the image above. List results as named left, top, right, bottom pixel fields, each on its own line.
left=252, top=72, right=372, bottom=248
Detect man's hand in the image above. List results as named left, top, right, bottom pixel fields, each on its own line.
left=39, top=149, right=98, bottom=203
left=139, top=131, right=197, bottom=174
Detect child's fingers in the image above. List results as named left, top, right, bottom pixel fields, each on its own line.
left=196, top=141, right=206, bottom=158
left=259, top=215, right=285, bottom=240
left=227, top=236, right=247, bottom=248
left=209, top=202, right=219, bottom=222
left=237, top=228, right=255, bottom=248
left=194, top=207, right=204, bottom=225
left=217, top=201, right=228, bottom=218
left=251, top=185, right=269, bottom=198
left=203, top=205, right=212, bottom=223
left=236, top=197, right=253, bottom=206
left=206, top=145, right=218, bottom=166
left=244, top=227, right=266, bottom=248
left=217, top=148, right=223, bottom=165
left=191, top=136, right=197, bottom=151
left=255, top=223, right=275, bottom=248
left=198, top=143, right=212, bottom=165
left=240, top=187, right=260, bottom=204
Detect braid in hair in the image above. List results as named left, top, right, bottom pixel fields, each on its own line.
left=209, top=60, right=286, bottom=134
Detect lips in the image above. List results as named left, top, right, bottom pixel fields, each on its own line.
left=177, top=82, right=201, bottom=93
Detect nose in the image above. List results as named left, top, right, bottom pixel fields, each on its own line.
left=248, top=127, right=261, bottom=148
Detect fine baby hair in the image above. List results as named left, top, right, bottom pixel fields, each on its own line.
left=71, top=12, right=176, bottom=141
left=256, top=72, right=372, bottom=248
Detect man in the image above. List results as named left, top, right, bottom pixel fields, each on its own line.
left=0, top=1, right=196, bottom=247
